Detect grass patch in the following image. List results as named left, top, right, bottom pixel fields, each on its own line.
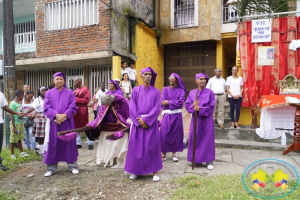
left=0, top=190, right=20, bottom=200
left=170, top=174, right=299, bottom=200
left=0, top=148, right=42, bottom=177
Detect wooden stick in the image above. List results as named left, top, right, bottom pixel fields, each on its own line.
left=57, top=127, right=90, bottom=136
left=192, top=89, right=198, bottom=170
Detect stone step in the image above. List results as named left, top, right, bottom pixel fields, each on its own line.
left=215, top=139, right=287, bottom=151
left=214, top=117, right=232, bottom=125
left=214, top=126, right=294, bottom=143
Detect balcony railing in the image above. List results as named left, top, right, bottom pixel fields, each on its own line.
left=223, top=6, right=238, bottom=23
left=0, top=31, right=36, bottom=54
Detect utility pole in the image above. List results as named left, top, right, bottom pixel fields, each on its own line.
left=3, top=0, right=16, bottom=146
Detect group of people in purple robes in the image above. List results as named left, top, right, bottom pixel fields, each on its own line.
left=41, top=68, right=216, bottom=181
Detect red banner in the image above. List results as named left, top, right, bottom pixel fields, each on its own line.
left=239, top=17, right=300, bottom=112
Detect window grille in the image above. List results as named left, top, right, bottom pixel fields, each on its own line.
left=174, top=0, right=195, bottom=28
left=45, top=0, right=99, bottom=30
left=25, top=69, right=54, bottom=96
left=14, top=21, right=36, bottom=51
left=66, top=67, right=84, bottom=90
left=89, top=65, right=111, bottom=100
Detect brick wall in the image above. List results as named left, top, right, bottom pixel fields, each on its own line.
left=35, top=0, right=111, bottom=58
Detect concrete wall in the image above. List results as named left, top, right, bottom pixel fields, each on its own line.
left=35, top=0, right=111, bottom=58
left=158, top=0, right=221, bottom=45
left=110, top=0, right=154, bottom=53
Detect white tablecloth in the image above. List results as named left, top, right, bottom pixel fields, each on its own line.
left=256, top=106, right=294, bottom=141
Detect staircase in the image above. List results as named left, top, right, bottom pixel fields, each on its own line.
left=182, top=102, right=293, bottom=151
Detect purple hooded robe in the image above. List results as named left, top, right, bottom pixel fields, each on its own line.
left=184, top=73, right=216, bottom=164
left=106, top=80, right=124, bottom=96
left=43, top=72, right=78, bottom=164
left=124, top=67, right=163, bottom=175
left=160, top=73, right=186, bottom=153
left=85, top=94, right=130, bottom=141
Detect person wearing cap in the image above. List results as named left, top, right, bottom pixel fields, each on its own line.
left=185, top=73, right=216, bottom=170
left=160, top=73, right=186, bottom=162
left=113, top=78, right=127, bottom=97
left=43, top=72, right=79, bottom=177
left=206, top=68, right=226, bottom=129
left=124, top=67, right=162, bottom=182
left=106, top=79, right=124, bottom=97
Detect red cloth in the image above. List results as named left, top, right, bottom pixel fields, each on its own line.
left=259, top=95, right=300, bottom=109
left=73, top=86, right=90, bottom=128
left=239, top=17, right=300, bottom=112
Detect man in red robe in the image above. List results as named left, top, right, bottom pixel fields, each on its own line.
left=73, top=77, right=92, bottom=150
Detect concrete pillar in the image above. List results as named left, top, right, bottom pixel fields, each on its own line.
left=112, top=55, right=121, bottom=80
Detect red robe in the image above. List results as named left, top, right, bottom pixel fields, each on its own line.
left=74, top=86, right=91, bottom=128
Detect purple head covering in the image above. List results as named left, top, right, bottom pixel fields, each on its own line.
left=109, top=79, right=123, bottom=92
left=170, top=73, right=187, bottom=93
left=141, top=67, right=157, bottom=86
left=195, top=72, right=209, bottom=82
left=53, top=72, right=67, bottom=87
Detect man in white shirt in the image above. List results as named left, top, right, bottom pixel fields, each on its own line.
left=0, top=92, right=24, bottom=171
left=126, top=62, right=138, bottom=88
left=206, top=68, right=226, bottom=129
left=94, top=83, right=108, bottom=112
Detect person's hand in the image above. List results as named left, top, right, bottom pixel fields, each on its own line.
left=142, top=124, right=149, bottom=129
left=87, top=102, right=94, bottom=107
left=161, top=100, right=169, bottom=106
left=137, top=117, right=146, bottom=126
left=17, top=112, right=24, bottom=118
left=194, top=106, right=200, bottom=111
left=29, top=115, right=35, bottom=119
left=56, top=120, right=62, bottom=125
left=12, top=126, right=16, bottom=133
left=193, top=100, right=199, bottom=107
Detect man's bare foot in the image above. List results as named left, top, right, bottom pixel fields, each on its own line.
left=153, top=172, right=160, bottom=182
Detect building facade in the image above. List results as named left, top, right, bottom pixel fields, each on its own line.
left=0, top=0, right=162, bottom=98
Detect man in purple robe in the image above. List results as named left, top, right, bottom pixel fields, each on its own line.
left=124, top=67, right=162, bottom=182
left=161, top=73, right=186, bottom=162
left=106, top=79, right=124, bottom=96
left=43, top=72, right=78, bottom=177
left=185, top=73, right=216, bottom=170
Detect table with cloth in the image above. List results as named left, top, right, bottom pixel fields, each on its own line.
left=256, top=95, right=300, bottom=145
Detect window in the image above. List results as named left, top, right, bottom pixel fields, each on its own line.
left=45, top=0, right=99, bottom=30
left=14, top=21, right=36, bottom=50
left=171, top=0, right=199, bottom=29
left=25, top=69, right=54, bottom=96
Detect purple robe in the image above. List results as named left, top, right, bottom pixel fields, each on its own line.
left=106, top=89, right=124, bottom=96
left=85, top=95, right=130, bottom=140
left=160, top=86, right=185, bottom=153
left=43, top=87, right=78, bottom=164
left=185, top=88, right=216, bottom=163
left=125, top=85, right=163, bottom=175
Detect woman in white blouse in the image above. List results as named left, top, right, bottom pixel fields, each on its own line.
left=226, top=66, right=244, bottom=129
left=120, top=73, right=132, bottom=100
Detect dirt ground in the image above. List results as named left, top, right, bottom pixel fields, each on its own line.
left=0, top=145, right=180, bottom=200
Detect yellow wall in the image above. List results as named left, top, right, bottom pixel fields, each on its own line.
left=159, top=0, right=221, bottom=45
left=133, top=23, right=164, bottom=90
left=238, top=107, right=261, bottom=126
left=216, top=41, right=227, bottom=79
left=112, top=56, right=121, bottom=80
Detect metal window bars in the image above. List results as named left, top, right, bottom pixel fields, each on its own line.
left=45, top=0, right=99, bottom=31
left=89, top=65, right=112, bottom=100
left=174, top=0, right=195, bottom=29
left=13, top=21, right=36, bottom=52
left=25, top=69, right=55, bottom=96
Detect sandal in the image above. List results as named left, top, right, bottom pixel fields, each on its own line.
left=230, top=126, right=234, bottom=129
left=162, top=154, right=167, bottom=162
left=236, top=126, right=241, bottom=129
left=172, top=153, right=178, bottom=162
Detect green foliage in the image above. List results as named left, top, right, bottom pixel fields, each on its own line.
left=0, top=191, right=20, bottom=200
left=234, top=0, right=296, bottom=20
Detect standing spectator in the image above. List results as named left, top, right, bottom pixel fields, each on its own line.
left=126, top=62, right=138, bottom=88
left=226, top=66, right=244, bottom=129
left=206, top=68, right=226, bottom=129
left=0, top=91, right=24, bottom=170
left=73, top=78, right=92, bottom=150
left=94, top=83, right=108, bottom=112
left=9, top=89, right=30, bottom=159
left=23, top=85, right=35, bottom=102
left=26, top=86, right=48, bottom=157
left=120, top=73, right=132, bottom=99
left=92, top=88, right=99, bottom=119
left=22, top=91, right=36, bottom=150
left=121, top=61, right=129, bottom=77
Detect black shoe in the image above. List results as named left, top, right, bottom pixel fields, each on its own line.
left=88, top=145, right=93, bottom=150
left=0, top=166, right=9, bottom=171
left=77, top=145, right=82, bottom=149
